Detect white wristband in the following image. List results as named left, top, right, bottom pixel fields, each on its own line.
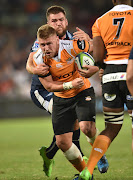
left=63, top=81, right=73, bottom=90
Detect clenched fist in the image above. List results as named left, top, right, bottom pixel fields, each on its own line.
left=72, top=78, right=84, bottom=89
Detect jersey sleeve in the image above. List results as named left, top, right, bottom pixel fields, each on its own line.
left=72, top=40, right=89, bottom=55
left=129, top=46, right=133, bottom=59
left=31, top=38, right=40, bottom=52
left=32, top=48, right=51, bottom=78
left=92, top=19, right=101, bottom=38
left=33, top=48, right=44, bottom=66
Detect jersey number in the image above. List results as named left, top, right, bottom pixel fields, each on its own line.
left=113, top=18, right=125, bottom=39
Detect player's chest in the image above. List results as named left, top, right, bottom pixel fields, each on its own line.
left=49, top=58, right=76, bottom=81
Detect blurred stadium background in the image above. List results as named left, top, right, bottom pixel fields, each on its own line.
left=0, top=0, right=114, bottom=118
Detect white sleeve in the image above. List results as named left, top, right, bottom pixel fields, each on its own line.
left=33, top=48, right=44, bottom=65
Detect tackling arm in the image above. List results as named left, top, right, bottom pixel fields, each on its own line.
left=26, top=52, right=35, bottom=74
left=26, top=52, right=49, bottom=76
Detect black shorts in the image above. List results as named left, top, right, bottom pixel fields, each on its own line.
left=52, top=87, right=96, bottom=135
left=102, top=64, right=133, bottom=109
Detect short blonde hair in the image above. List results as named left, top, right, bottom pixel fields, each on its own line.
left=37, top=24, right=56, bottom=40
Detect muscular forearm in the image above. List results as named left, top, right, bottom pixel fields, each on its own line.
left=78, top=65, right=99, bottom=78
left=26, top=52, right=35, bottom=74
left=93, top=36, right=105, bottom=65
left=39, top=77, right=84, bottom=92
left=39, top=77, right=64, bottom=92
left=26, top=62, right=35, bottom=74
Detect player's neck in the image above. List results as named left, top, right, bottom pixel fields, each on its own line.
left=116, top=0, right=131, bottom=6
left=59, top=34, right=66, bottom=40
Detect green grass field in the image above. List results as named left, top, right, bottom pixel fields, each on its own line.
left=0, top=113, right=133, bottom=180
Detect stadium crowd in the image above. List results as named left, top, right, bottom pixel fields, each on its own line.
left=0, top=0, right=113, bottom=100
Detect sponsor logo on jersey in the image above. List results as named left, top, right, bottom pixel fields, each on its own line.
left=105, top=41, right=131, bottom=46
left=77, top=40, right=85, bottom=50
left=61, top=42, right=71, bottom=45
left=56, top=63, right=63, bottom=68
left=104, top=93, right=116, bottom=101
left=34, top=42, right=39, bottom=48
left=120, top=74, right=125, bottom=78
left=109, top=11, right=131, bottom=16
left=53, top=70, right=75, bottom=80
left=102, top=72, right=126, bottom=84
left=126, top=95, right=133, bottom=101
left=66, top=57, right=74, bottom=64
left=36, top=52, right=41, bottom=59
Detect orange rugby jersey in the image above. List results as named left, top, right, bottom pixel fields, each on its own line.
left=92, top=4, right=133, bottom=64
left=33, top=39, right=91, bottom=98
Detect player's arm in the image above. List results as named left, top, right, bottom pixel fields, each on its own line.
left=99, top=68, right=104, bottom=81
left=73, top=27, right=93, bottom=52
left=26, top=52, right=35, bottom=74
left=93, top=36, right=106, bottom=68
left=78, top=65, right=99, bottom=78
left=26, top=52, right=49, bottom=76
left=126, top=47, right=133, bottom=96
left=39, top=75, right=84, bottom=92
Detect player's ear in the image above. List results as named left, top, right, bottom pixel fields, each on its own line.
left=56, top=35, right=59, bottom=41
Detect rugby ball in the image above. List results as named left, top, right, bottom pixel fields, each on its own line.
left=75, top=52, right=95, bottom=70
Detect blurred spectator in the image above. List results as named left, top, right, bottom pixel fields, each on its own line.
left=24, top=0, right=41, bottom=14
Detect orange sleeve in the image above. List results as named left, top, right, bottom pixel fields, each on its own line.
left=28, top=52, right=37, bottom=66
left=72, top=40, right=89, bottom=55
left=31, top=52, right=37, bottom=66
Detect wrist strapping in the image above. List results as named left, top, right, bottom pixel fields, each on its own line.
left=63, top=81, right=73, bottom=90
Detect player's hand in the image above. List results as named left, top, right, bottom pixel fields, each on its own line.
left=73, top=27, right=93, bottom=52
left=72, top=77, right=84, bottom=89
left=33, top=63, right=49, bottom=76
left=99, top=68, right=104, bottom=80
left=73, top=27, right=91, bottom=41
left=78, top=65, right=99, bottom=78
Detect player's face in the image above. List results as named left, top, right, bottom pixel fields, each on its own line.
left=47, top=12, right=68, bottom=39
left=39, top=34, right=59, bottom=59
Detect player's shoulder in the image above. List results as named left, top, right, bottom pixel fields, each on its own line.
left=111, top=4, right=133, bottom=12
left=97, top=5, right=133, bottom=21
left=65, top=31, right=73, bottom=40
left=31, top=38, right=40, bottom=52
left=33, top=48, right=44, bottom=64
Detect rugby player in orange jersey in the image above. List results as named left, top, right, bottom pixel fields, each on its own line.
left=78, top=0, right=133, bottom=179
left=26, top=5, right=108, bottom=178
left=30, top=24, right=107, bottom=179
